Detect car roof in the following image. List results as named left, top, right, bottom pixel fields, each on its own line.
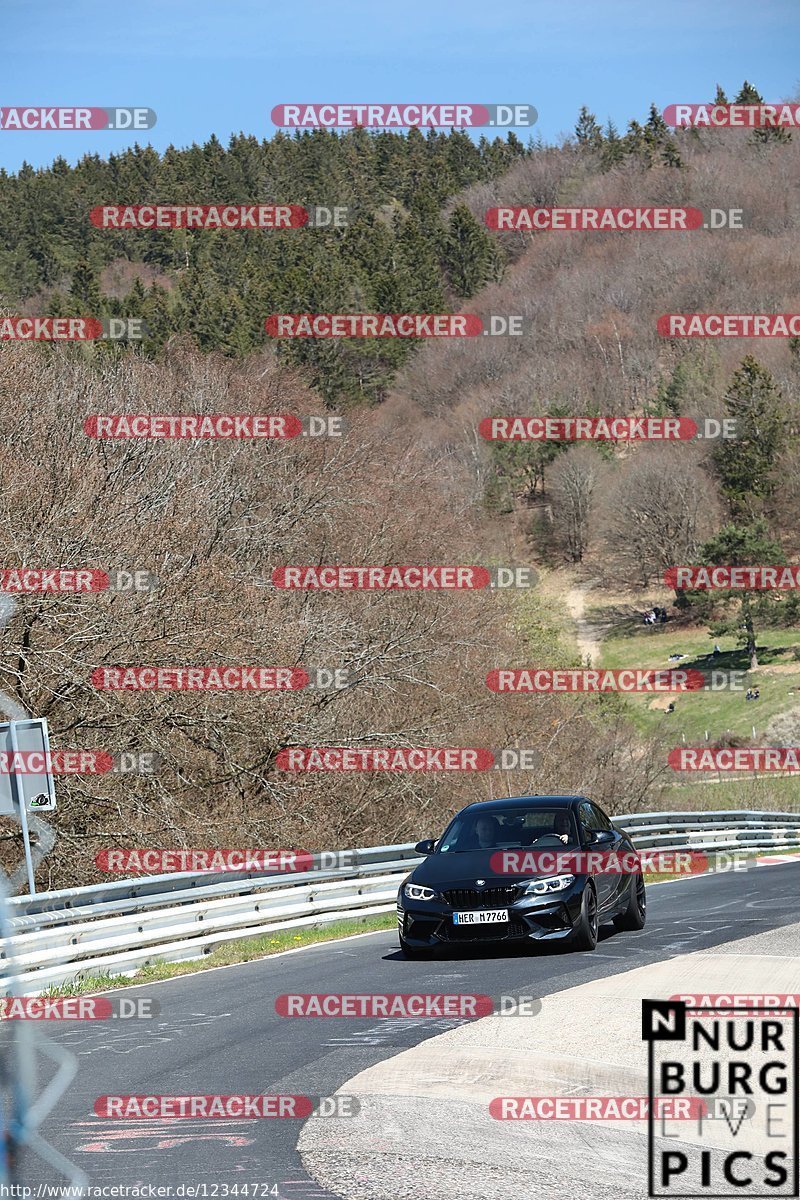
left=457, top=795, right=587, bottom=814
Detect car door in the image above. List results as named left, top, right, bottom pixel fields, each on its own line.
left=578, top=800, right=613, bottom=910
left=590, top=802, right=628, bottom=911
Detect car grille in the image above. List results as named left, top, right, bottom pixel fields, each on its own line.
left=440, top=920, right=528, bottom=942
left=441, top=886, right=521, bottom=909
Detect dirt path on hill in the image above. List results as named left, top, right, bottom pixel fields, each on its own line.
left=565, top=579, right=603, bottom=664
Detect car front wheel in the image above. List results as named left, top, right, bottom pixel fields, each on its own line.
left=570, top=884, right=598, bottom=951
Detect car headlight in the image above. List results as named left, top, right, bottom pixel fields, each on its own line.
left=403, top=883, right=438, bottom=901
left=524, top=874, right=575, bottom=895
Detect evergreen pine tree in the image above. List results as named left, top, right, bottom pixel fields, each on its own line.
left=575, top=106, right=604, bottom=149
left=443, top=204, right=501, bottom=298
left=69, top=259, right=102, bottom=316
left=713, top=356, right=786, bottom=516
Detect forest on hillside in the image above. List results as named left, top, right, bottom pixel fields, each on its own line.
left=1, top=81, right=799, bottom=886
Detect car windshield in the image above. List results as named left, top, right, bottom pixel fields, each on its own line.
left=436, top=807, right=579, bottom=853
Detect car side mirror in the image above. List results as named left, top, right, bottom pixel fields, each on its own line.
left=414, top=838, right=436, bottom=855
left=586, top=828, right=615, bottom=845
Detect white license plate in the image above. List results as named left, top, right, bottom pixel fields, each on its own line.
left=453, top=909, right=509, bottom=925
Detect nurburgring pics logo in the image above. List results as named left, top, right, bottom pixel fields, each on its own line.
left=271, top=104, right=537, bottom=128
left=643, top=997, right=798, bottom=1196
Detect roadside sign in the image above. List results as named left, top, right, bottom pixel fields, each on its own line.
left=0, top=718, right=57, bottom=813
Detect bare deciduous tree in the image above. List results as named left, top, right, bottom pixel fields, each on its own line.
left=599, top=446, right=721, bottom=587
left=549, top=446, right=603, bottom=562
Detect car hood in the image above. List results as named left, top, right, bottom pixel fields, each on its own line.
left=408, top=849, right=559, bottom=887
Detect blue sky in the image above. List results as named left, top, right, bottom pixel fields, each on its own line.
left=1, top=0, right=797, bottom=173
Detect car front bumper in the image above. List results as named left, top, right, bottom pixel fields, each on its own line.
left=397, top=884, right=586, bottom=947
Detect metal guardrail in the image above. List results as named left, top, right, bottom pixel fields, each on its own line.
left=1, top=810, right=799, bottom=995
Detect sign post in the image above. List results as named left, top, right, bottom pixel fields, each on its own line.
left=0, top=717, right=57, bottom=895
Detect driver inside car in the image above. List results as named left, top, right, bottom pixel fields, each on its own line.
left=553, top=811, right=572, bottom=844
left=473, top=814, right=500, bottom=849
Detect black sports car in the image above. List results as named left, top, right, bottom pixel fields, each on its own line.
left=397, top=794, right=645, bottom=957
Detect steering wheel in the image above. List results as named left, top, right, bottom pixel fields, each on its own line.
left=531, top=834, right=568, bottom=847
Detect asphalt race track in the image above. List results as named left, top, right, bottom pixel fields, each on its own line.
left=18, top=863, right=800, bottom=1198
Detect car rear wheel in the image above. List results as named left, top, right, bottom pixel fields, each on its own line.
left=570, top=884, right=598, bottom=951
left=399, top=936, right=435, bottom=960
left=614, top=872, right=646, bottom=931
